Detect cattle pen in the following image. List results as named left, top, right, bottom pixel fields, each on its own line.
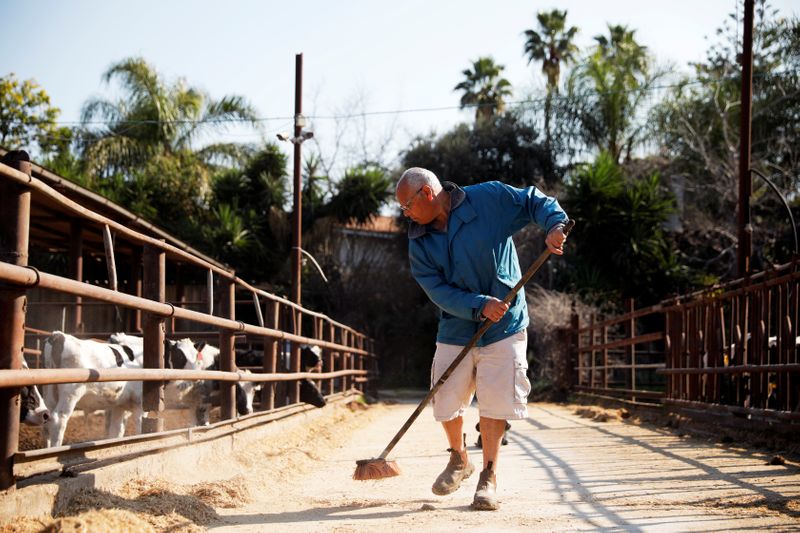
left=0, top=151, right=379, bottom=496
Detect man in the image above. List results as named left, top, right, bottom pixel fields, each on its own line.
left=396, top=167, right=568, bottom=511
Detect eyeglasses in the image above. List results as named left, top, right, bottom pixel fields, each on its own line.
left=399, top=187, right=424, bottom=212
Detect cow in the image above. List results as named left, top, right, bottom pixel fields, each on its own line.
left=20, top=360, right=49, bottom=426
left=197, top=341, right=326, bottom=411
left=190, top=342, right=261, bottom=425
left=41, top=332, right=202, bottom=447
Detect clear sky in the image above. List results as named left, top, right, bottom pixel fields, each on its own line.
left=2, top=0, right=797, bottom=173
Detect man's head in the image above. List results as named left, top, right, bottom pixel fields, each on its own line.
left=396, top=167, right=443, bottom=224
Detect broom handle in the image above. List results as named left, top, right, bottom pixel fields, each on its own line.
left=377, top=219, right=574, bottom=460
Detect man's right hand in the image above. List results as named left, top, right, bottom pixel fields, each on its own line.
left=481, top=297, right=510, bottom=322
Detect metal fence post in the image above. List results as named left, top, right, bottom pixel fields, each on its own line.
left=0, top=150, right=31, bottom=491
left=219, top=278, right=235, bottom=419
left=261, top=300, right=279, bottom=411
left=142, top=243, right=165, bottom=433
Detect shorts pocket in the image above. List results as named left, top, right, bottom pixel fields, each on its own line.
left=513, top=360, right=531, bottom=404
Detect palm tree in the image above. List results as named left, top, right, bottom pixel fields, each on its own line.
left=80, top=57, right=258, bottom=180
left=523, top=9, right=579, bottom=149
left=454, top=57, right=512, bottom=124
left=564, top=24, right=657, bottom=162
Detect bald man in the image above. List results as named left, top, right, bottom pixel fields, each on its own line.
left=396, top=167, right=568, bottom=511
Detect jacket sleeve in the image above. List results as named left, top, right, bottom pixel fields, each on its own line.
left=490, top=182, right=568, bottom=235
left=409, top=242, right=488, bottom=322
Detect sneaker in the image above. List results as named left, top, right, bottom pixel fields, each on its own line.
left=471, top=462, right=499, bottom=511
left=431, top=446, right=475, bottom=496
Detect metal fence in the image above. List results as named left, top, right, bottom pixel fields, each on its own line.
left=0, top=153, right=378, bottom=490
left=573, top=257, right=800, bottom=431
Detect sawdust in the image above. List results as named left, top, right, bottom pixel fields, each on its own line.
left=573, top=405, right=622, bottom=422
left=10, top=400, right=384, bottom=531
left=43, top=509, right=155, bottom=532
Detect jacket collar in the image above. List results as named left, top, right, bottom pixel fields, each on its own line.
left=408, top=181, right=474, bottom=239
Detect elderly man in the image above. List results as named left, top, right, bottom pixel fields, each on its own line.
left=396, top=167, right=568, bottom=511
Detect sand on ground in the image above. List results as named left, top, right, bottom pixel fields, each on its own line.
left=7, top=397, right=800, bottom=532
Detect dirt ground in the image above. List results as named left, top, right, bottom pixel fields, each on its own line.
left=6, top=396, right=800, bottom=532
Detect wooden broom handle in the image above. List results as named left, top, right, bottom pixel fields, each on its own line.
left=377, top=219, right=574, bottom=460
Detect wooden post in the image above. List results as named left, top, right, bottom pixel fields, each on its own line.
left=219, top=278, right=236, bottom=419
left=589, top=314, right=596, bottom=389
left=0, top=151, right=31, bottom=490
left=625, top=298, right=635, bottom=400
left=326, top=323, right=335, bottom=395
left=570, top=306, right=580, bottom=391
left=290, top=309, right=301, bottom=404
left=130, top=248, right=142, bottom=332
left=68, top=219, right=83, bottom=333
left=602, top=324, right=609, bottom=391
left=356, top=335, right=364, bottom=394
left=261, top=300, right=279, bottom=411
left=142, top=244, right=165, bottom=434
left=343, top=331, right=352, bottom=393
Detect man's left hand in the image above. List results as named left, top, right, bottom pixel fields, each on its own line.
left=546, top=226, right=567, bottom=255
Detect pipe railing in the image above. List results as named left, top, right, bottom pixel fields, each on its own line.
left=0, top=155, right=380, bottom=490
left=0, top=161, right=371, bottom=341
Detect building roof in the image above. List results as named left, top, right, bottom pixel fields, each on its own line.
left=339, top=216, right=404, bottom=237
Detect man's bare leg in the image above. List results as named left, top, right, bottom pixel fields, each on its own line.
left=472, top=416, right=505, bottom=510
left=432, top=415, right=474, bottom=495
left=478, top=416, right=506, bottom=469
left=442, top=416, right=467, bottom=459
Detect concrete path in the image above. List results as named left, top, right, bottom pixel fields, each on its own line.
left=211, top=400, right=800, bottom=532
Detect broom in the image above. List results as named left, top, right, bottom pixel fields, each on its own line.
left=353, top=219, right=574, bottom=480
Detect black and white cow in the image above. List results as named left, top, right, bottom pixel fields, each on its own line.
left=41, top=331, right=202, bottom=447
left=20, top=360, right=49, bottom=426
left=190, top=342, right=261, bottom=425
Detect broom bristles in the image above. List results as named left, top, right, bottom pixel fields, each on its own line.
left=353, top=458, right=401, bottom=480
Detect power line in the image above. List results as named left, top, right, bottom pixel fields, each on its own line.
left=5, top=76, right=749, bottom=129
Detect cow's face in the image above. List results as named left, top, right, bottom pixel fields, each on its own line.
left=165, top=339, right=200, bottom=370
left=20, top=384, right=49, bottom=425
left=300, top=345, right=323, bottom=371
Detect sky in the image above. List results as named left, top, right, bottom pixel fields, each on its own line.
left=2, top=0, right=798, bottom=175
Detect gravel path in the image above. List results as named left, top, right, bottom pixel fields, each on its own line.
left=209, top=400, right=800, bottom=532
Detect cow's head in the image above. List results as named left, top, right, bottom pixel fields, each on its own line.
left=20, top=362, right=49, bottom=425
left=300, top=345, right=323, bottom=372
left=235, top=370, right=261, bottom=416
left=164, top=338, right=200, bottom=370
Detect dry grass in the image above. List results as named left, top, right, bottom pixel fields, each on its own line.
left=8, top=401, right=384, bottom=531
left=574, top=405, right=623, bottom=423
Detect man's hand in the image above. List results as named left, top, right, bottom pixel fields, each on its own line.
left=546, top=225, right=567, bottom=255
left=481, top=297, right=509, bottom=322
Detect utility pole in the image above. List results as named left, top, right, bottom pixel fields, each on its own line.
left=737, top=0, right=754, bottom=278
left=291, top=53, right=303, bottom=305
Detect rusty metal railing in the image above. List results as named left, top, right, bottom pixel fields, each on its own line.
left=573, top=257, right=800, bottom=430
left=574, top=299, right=667, bottom=402
left=0, top=153, right=379, bottom=490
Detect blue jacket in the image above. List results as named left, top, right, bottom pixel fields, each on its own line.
left=408, top=181, right=568, bottom=346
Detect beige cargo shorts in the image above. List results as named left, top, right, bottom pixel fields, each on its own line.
left=430, top=330, right=530, bottom=421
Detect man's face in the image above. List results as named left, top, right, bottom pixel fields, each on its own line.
left=397, top=182, right=434, bottom=224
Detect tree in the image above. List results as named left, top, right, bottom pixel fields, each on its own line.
left=454, top=57, right=513, bottom=124
left=207, top=144, right=289, bottom=282
left=559, top=24, right=661, bottom=163
left=402, top=112, right=556, bottom=187
left=523, top=9, right=579, bottom=149
left=0, top=73, right=66, bottom=156
left=653, top=5, right=799, bottom=274
left=80, top=57, right=258, bottom=180
left=323, top=164, right=393, bottom=224
left=563, top=152, right=685, bottom=305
